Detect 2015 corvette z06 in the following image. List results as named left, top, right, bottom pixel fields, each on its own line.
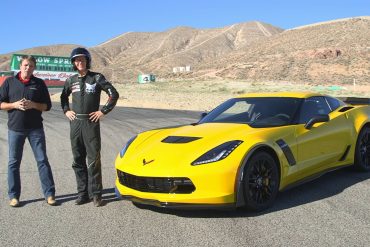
left=115, top=92, right=370, bottom=211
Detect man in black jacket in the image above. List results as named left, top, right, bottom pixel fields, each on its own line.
left=61, top=47, right=119, bottom=207
left=0, top=55, right=57, bottom=207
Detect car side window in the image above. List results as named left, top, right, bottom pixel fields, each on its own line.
left=299, top=97, right=331, bottom=123
left=325, top=96, right=345, bottom=111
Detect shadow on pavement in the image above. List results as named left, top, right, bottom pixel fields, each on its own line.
left=128, top=167, right=370, bottom=218
left=20, top=187, right=120, bottom=206
left=16, top=168, right=370, bottom=215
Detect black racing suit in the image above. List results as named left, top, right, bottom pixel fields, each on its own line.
left=60, top=71, right=119, bottom=198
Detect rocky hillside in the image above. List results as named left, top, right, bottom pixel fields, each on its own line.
left=1, top=17, right=369, bottom=85
left=201, top=17, right=370, bottom=85
left=91, top=21, right=283, bottom=82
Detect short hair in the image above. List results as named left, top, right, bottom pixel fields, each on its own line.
left=20, top=55, right=37, bottom=68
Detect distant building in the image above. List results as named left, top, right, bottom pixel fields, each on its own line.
left=173, top=65, right=191, bottom=73
left=138, top=74, right=156, bottom=83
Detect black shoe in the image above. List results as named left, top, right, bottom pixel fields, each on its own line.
left=75, top=196, right=90, bottom=205
left=93, top=195, right=103, bottom=207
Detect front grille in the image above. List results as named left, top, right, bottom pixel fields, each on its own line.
left=117, top=170, right=195, bottom=194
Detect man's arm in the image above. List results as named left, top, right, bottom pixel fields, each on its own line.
left=89, top=74, right=119, bottom=122
left=97, top=74, right=119, bottom=114
left=60, top=78, right=72, bottom=113
left=0, top=78, right=19, bottom=111
left=0, top=100, right=27, bottom=111
left=39, top=80, right=52, bottom=111
left=60, top=78, right=76, bottom=120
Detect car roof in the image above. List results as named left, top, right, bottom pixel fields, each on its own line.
left=235, top=91, right=324, bottom=99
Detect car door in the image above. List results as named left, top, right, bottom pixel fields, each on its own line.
left=294, top=96, right=352, bottom=178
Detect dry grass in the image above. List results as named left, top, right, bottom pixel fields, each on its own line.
left=98, top=80, right=369, bottom=111
left=51, top=80, right=369, bottom=111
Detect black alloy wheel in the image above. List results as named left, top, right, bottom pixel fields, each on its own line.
left=243, top=151, right=279, bottom=211
left=354, top=127, right=370, bottom=171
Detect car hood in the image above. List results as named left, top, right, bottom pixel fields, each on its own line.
left=119, top=123, right=269, bottom=175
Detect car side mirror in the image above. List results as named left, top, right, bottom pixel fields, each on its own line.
left=304, top=114, right=329, bottom=129
left=200, top=112, right=207, bottom=119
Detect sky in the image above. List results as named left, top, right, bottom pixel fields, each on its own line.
left=1, top=0, right=369, bottom=54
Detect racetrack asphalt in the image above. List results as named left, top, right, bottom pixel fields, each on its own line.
left=0, top=106, right=370, bottom=247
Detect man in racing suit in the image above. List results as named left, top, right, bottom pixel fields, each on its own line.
left=61, top=47, right=119, bottom=207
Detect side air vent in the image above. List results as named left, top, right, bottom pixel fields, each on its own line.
left=339, top=145, right=351, bottom=161
left=276, top=139, right=296, bottom=166
left=338, top=106, right=354, bottom=112
left=161, top=136, right=201, bottom=143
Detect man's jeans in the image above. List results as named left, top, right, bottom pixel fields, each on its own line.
left=8, top=128, right=55, bottom=200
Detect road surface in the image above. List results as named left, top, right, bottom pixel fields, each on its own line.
left=0, top=107, right=369, bottom=246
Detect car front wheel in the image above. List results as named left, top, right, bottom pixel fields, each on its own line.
left=354, top=126, right=370, bottom=171
left=243, top=151, right=280, bottom=211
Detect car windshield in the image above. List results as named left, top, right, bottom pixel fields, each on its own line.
left=199, top=97, right=303, bottom=127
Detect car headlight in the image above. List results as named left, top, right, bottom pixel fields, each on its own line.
left=191, top=140, right=243, bottom=165
left=119, top=135, right=137, bottom=158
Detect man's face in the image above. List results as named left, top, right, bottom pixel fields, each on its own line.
left=20, top=59, right=35, bottom=79
left=74, top=56, right=87, bottom=71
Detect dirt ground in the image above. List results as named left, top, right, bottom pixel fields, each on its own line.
left=51, top=80, right=370, bottom=111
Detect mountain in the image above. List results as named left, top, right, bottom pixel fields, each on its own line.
left=202, top=17, right=370, bottom=85
left=0, top=17, right=369, bottom=85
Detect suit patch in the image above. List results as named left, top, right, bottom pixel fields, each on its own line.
left=85, top=83, right=97, bottom=94
left=72, top=84, right=80, bottom=93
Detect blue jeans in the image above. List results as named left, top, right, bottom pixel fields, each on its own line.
left=8, top=128, right=55, bottom=200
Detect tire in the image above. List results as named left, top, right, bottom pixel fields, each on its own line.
left=243, top=151, right=280, bottom=211
left=354, top=126, right=370, bottom=171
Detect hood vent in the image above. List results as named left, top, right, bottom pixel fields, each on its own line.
left=338, top=106, right=354, bottom=112
left=161, top=136, right=201, bottom=143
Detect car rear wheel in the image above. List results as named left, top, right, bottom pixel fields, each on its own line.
left=354, top=127, right=370, bottom=171
left=243, top=151, right=279, bottom=211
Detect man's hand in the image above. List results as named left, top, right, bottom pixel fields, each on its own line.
left=65, top=110, right=76, bottom=121
left=22, top=99, right=47, bottom=111
left=23, top=99, right=35, bottom=110
left=13, top=98, right=26, bottom=111
left=0, top=98, right=45, bottom=111
left=89, top=111, right=104, bottom=122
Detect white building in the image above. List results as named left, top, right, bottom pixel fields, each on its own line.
left=173, top=65, right=191, bottom=73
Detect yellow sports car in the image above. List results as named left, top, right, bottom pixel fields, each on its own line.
left=115, top=92, right=370, bottom=211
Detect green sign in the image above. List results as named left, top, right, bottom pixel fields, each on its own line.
left=138, top=74, right=156, bottom=83
left=11, top=54, right=74, bottom=72
left=10, top=54, right=76, bottom=81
